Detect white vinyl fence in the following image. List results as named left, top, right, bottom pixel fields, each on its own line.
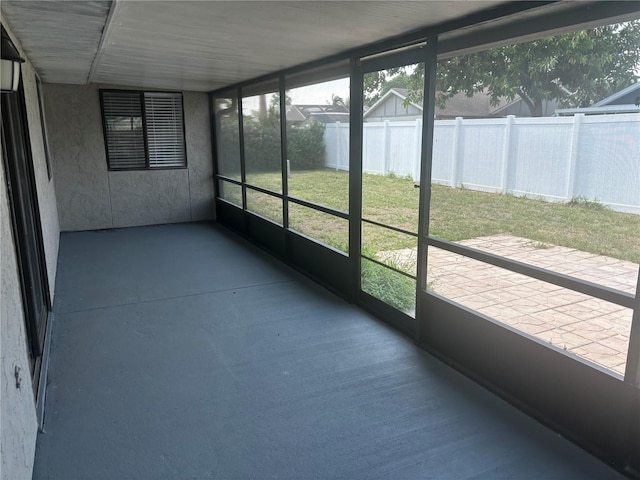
left=324, top=113, right=640, bottom=214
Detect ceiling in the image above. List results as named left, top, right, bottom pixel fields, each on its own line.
left=1, top=0, right=515, bottom=91
left=2, top=1, right=633, bottom=93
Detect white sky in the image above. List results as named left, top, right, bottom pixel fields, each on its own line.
left=242, top=77, right=350, bottom=113
left=288, top=78, right=350, bottom=105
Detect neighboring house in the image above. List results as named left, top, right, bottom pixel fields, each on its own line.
left=594, top=82, right=640, bottom=107
left=364, top=88, right=423, bottom=122
left=491, top=97, right=558, bottom=117
left=286, top=104, right=349, bottom=124
left=364, top=87, right=553, bottom=121
left=555, top=82, right=640, bottom=116
left=435, top=90, right=519, bottom=119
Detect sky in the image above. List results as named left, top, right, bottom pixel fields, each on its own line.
left=288, top=77, right=350, bottom=105
left=242, top=77, right=350, bottom=113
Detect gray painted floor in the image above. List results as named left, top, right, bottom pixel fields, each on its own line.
left=34, top=222, right=624, bottom=479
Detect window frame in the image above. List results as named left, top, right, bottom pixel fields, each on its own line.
left=35, top=76, right=53, bottom=180
left=99, top=89, right=187, bottom=171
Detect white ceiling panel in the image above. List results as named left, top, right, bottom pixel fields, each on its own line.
left=1, top=1, right=112, bottom=84
left=93, top=1, right=508, bottom=91
left=4, top=0, right=573, bottom=92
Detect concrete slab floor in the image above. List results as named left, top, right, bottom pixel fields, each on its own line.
left=34, top=222, right=624, bottom=479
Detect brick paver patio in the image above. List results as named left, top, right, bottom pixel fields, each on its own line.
left=380, top=235, right=638, bottom=376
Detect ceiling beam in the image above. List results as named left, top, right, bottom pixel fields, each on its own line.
left=88, top=0, right=118, bottom=84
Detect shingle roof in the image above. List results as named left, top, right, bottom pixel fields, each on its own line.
left=366, top=87, right=512, bottom=119
left=287, top=104, right=349, bottom=123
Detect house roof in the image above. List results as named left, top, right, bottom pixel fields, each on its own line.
left=554, top=104, right=640, bottom=116
left=286, top=106, right=307, bottom=123
left=363, top=88, right=423, bottom=119
left=287, top=104, right=349, bottom=123
left=554, top=83, right=640, bottom=115
left=437, top=91, right=512, bottom=118
left=364, top=87, right=512, bottom=119
left=592, top=82, right=640, bottom=107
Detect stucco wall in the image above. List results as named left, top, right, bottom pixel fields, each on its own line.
left=1, top=153, right=37, bottom=480
left=44, top=85, right=214, bottom=231
left=20, top=62, right=60, bottom=300
left=1, top=18, right=60, bottom=480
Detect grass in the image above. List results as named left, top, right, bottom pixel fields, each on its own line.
left=430, top=186, right=640, bottom=263
left=361, top=256, right=416, bottom=314
left=241, top=169, right=640, bottom=264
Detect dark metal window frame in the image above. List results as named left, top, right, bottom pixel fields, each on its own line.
left=1, top=76, right=52, bottom=396
left=214, top=73, right=352, bottom=253
left=238, top=80, right=283, bottom=198
left=210, top=4, right=640, bottom=472
left=210, top=0, right=640, bottom=379
left=99, top=89, right=187, bottom=171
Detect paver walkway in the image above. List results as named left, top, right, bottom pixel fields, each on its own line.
left=380, top=235, right=638, bottom=376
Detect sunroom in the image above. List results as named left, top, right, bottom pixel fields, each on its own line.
left=1, top=1, right=639, bottom=479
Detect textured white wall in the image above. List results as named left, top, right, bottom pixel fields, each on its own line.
left=1, top=18, right=61, bottom=480
left=20, top=62, right=60, bottom=300
left=44, top=85, right=214, bottom=231
left=43, top=84, right=112, bottom=231
left=1, top=149, right=38, bottom=480
left=184, top=91, right=215, bottom=221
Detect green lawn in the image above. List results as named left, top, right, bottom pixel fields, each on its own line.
left=242, top=169, right=640, bottom=264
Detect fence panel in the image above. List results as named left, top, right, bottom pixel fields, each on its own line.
left=458, top=120, right=506, bottom=192
left=388, top=121, right=420, bottom=178
left=324, top=122, right=350, bottom=171
left=509, top=117, right=574, bottom=201
left=575, top=115, right=640, bottom=210
left=323, top=113, right=640, bottom=213
left=432, top=121, right=455, bottom=185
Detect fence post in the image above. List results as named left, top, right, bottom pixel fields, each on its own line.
left=335, top=122, right=341, bottom=171
left=413, top=118, right=422, bottom=182
left=383, top=120, right=391, bottom=175
left=342, top=123, right=349, bottom=171
left=450, top=116, right=463, bottom=187
left=565, top=113, right=584, bottom=201
left=500, top=115, right=515, bottom=194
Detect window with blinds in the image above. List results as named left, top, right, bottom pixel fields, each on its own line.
left=100, top=90, right=186, bottom=170
left=144, top=92, right=186, bottom=168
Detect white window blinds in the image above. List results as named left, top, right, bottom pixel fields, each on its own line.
left=144, top=92, right=186, bottom=168
left=101, top=90, right=186, bottom=170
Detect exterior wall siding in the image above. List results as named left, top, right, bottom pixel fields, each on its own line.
left=364, top=95, right=422, bottom=122
left=44, top=85, right=214, bottom=231
left=1, top=18, right=60, bottom=480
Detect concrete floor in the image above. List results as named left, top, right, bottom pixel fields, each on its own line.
left=34, top=222, right=624, bottom=479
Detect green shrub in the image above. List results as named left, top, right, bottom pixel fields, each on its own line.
left=242, top=117, right=282, bottom=171
left=219, top=116, right=328, bottom=173
left=286, top=122, right=327, bottom=170
left=217, top=115, right=242, bottom=176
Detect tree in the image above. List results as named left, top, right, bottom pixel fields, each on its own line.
left=330, top=94, right=348, bottom=107
left=367, top=21, right=640, bottom=116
